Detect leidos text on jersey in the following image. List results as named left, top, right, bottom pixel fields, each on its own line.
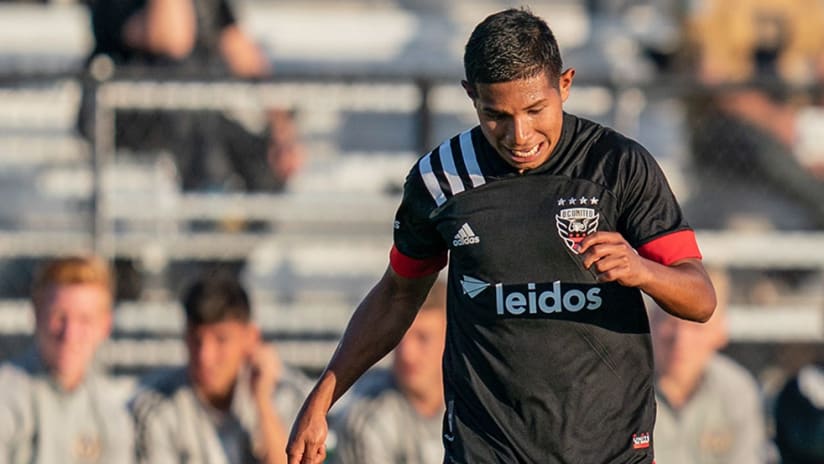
left=495, top=281, right=602, bottom=315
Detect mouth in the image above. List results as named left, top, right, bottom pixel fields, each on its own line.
left=505, top=141, right=543, bottom=162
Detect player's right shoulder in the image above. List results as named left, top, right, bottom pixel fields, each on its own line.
left=409, top=127, right=488, bottom=208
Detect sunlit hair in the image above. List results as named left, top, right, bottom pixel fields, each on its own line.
left=31, top=255, right=114, bottom=312
left=182, top=273, right=251, bottom=326
left=464, top=7, right=563, bottom=85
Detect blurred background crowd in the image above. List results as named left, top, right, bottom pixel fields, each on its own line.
left=0, top=0, right=822, bottom=463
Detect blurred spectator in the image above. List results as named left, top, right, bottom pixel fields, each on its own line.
left=651, top=269, right=768, bottom=463
left=682, top=0, right=824, bottom=230
left=773, top=362, right=824, bottom=464
left=131, top=273, right=310, bottom=464
left=331, top=279, right=446, bottom=464
left=0, top=256, right=135, bottom=463
left=80, top=0, right=303, bottom=193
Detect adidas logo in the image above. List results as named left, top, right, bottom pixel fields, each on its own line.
left=453, top=223, right=480, bottom=247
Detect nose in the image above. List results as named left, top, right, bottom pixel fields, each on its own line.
left=192, top=339, right=217, bottom=367
left=395, top=337, right=417, bottom=365
left=507, top=115, right=530, bottom=146
left=58, top=317, right=85, bottom=344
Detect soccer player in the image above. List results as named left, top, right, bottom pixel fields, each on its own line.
left=287, top=8, right=716, bottom=464
left=331, top=280, right=447, bottom=464
left=132, top=274, right=311, bottom=464
left=0, top=256, right=135, bottom=463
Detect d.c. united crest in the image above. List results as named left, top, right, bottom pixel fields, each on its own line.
left=556, top=207, right=599, bottom=253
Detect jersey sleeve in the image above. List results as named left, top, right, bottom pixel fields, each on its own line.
left=616, top=141, right=702, bottom=266
left=217, top=0, right=237, bottom=29
left=390, top=163, right=448, bottom=278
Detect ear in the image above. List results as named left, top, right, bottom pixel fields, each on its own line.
left=245, top=324, right=262, bottom=353
left=93, top=309, right=113, bottom=347
left=461, top=80, right=478, bottom=101
left=558, top=68, right=575, bottom=102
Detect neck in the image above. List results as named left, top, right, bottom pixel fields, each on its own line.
left=657, top=372, right=703, bottom=410
left=405, top=388, right=444, bottom=418
left=195, top=384, right=235, bottom=412
left=54, top=371, right=85, bottom=392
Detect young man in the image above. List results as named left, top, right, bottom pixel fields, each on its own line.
left=0, top=256, right=135, bottom=463
left=288, top=8, right=716, bottom=464
left=332, top=280, right=447, bottom=464
left=132, top=275, right=311, bottom=464
left=651, top=270, right=766, bottom=463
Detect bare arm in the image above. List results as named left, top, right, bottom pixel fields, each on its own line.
left=219, top=25, right=271, bottom=78
left=579, top=231, right=716, bottom=322
left=286, top=267, right=438, bottom=464
left=121, top=0, right=197, bottom=59
left=249, top=344, right=288, bottom=464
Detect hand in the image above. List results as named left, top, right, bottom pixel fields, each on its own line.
left=267, top=109, right=305, bottom=182
left=249, top=343, right=282, bottom=403
left=286, top=398, right=329, bottom=464
left=577, top=231, right=652, bottom=288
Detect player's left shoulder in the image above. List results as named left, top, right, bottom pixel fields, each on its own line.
left=570, top=114, right=652, bottom=164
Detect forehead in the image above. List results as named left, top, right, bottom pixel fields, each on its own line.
left=187, top=319, right=250, bottom=336
left=474, top=72, right=558, bottom=108
left=41, top=283, right=111, bottom=315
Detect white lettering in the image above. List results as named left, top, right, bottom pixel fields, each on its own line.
left=563, top=289, right=586, bottom=312
left=586, top=288, right=602, bottom=309
left=453, top=236, right=480, bottom=247
left=495, top=281, right=603, bottom=315
left=538, top=281, right=561, bottom=313
left=496, top=283, right=504, bottom=315
left=505, top=292, right=527, bottom=314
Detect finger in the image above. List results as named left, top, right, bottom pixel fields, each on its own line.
left=301, top=445, right=323, bottom=464
left=591, top=258, right=631, bottom=282
left=316, top=444, right=327, bottom=462
left=577, top=231, right=622, bottom=254
left=287, top=444, right=304, bottom=464
left=581, top=243, right=628, bottom=269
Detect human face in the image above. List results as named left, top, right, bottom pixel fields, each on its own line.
left=35, top=284, right=112, bottom=391
left=393, top=307, right=446, bottom=404
left=464, top=69, right=574, bottom=173
left=651, top=309, right=726, bottom=385
left=186, top=320, right=257, bottom=404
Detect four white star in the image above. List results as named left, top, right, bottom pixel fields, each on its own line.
left=557, top=196, right=600, bottom=206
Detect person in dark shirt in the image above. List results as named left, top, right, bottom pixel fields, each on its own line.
left=287, top=8, right=716, bottom=464
left=81, top=0, right=302, bottom=192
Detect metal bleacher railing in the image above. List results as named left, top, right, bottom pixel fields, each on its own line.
left=1, top=69, right=823, bottom=375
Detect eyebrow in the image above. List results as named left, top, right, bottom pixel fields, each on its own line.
left=479, top=99, right=548, bottom=115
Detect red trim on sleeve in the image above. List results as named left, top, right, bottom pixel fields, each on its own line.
left=637, top=229, right=702, bottom=266
left=389, top=245, right=447, bottom=278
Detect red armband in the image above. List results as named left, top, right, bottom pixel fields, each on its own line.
left=637, top=230, right=702, bottom=266
left=389, top=245, right=447, bottom=278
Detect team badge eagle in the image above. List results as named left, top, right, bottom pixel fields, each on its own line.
left=556, top=207, right=599, bottom=253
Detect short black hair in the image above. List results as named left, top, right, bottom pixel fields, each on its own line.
left=464, top=8, right=563, bottom=85
left=182, top=274, right=251, bottom=326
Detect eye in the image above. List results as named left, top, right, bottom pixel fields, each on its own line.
left=528, top=107, right=544, bottom=115
left=483, top=110, right=503, bottom=120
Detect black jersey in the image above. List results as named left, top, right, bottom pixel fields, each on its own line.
left=390, top=113, right=701, bottom=463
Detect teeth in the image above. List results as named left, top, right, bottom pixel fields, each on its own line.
left=512, top=143, right=540, bottom=158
